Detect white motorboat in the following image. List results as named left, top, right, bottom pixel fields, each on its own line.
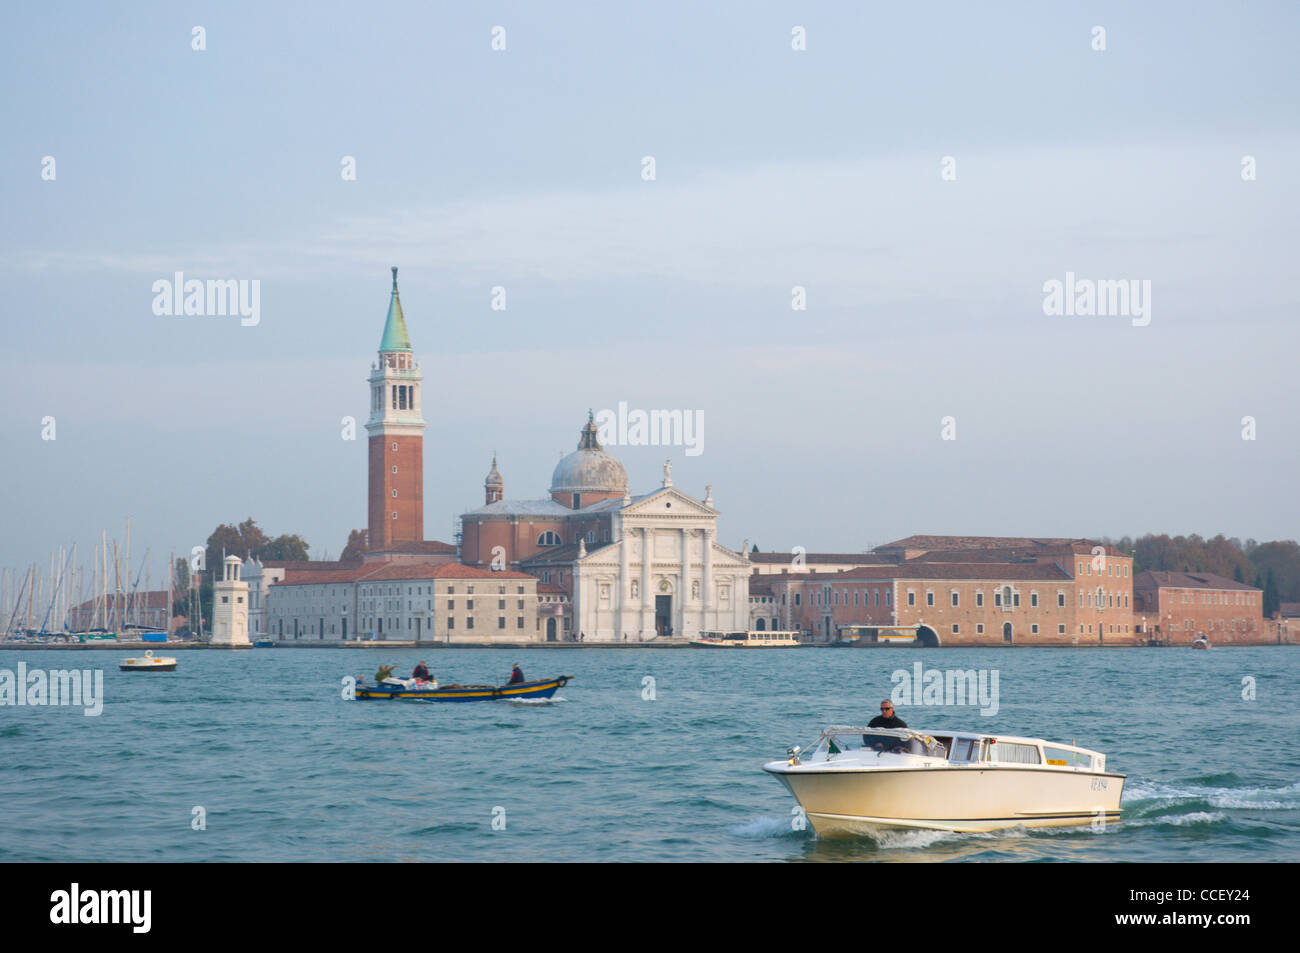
left=119, top=649, right=177, bottom=672
left=689, top=630, right=802, bottom=648
left=764, top=726, right=1124, bottom=835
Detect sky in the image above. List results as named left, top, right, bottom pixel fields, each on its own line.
left=2, top=1, right=1298, bottom=585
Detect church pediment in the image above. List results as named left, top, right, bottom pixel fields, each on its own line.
left=619, top=486, right=717, bottom=520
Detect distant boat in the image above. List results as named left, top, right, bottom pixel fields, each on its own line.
left=253, top=639, right=274, bottom=648
left=1191, top=636, right=1210, bottom=650
left=353, top=675, right=572, bottom=702
left=120, top=649, right=177, bottom=671
left=690, top=631, right=802, bottom=648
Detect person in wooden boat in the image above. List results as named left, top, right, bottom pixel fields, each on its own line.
left=508, top=664, right=525, bottom=685
left=412, top=661, right=431, bottom=680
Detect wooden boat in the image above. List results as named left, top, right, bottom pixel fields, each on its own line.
left=120, top=649, right=177, bottom=672
left=354, top=674, right=572, bottom=702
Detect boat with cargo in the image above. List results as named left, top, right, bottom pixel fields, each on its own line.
left=764, top=725, right=1124, bottom=835
left=354, top=674, right=572, bottom=702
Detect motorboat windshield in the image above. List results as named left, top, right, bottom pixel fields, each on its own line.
left=788, top=727, right=949, bottom=765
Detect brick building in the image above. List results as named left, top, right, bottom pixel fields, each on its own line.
left=756, top=537, right=1138, bottom=645
left=1132, top=571, right=1264, bottom=644
left=266, top=562, right=540, bottom=643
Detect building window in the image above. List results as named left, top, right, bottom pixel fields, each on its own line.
left=1030, top=591, right=1038, bottom=607
left=1058, top=591, right=1066, bottom=607
left=950, top=591, right=959, bottom=607
left=392, top=489, right=398, bottom=498
left=538, top=531, right=561, bottom=547
left=1031, top=624, right=1039, bottom=634
left=907, top=591, right=916, bottom=607
left=951, top=624, right=960, bottom=634
left=926, top=591, right=934, bottom=607
left=1058, top=624, right=1066, bottom=634
left=467, top=618, right=474, bottom=629
left=467, top=599, right=474, bottom=610
left=392, top=442, right=398, bottom=451
left=517, top=617, right=524, bottom=629
left=392, top=465, right=397, bottom=473
left=498, top=617, right=505, bottom=629
left=976, top=590, right=984, bottom=607
left=976, top=623, right=984, bottom=634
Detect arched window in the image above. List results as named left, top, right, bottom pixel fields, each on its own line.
left=537, top=531, right=561, bottom=547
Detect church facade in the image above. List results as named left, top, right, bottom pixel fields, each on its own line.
left=460, top=415, right=752, bottom=641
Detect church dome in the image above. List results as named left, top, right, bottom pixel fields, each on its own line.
left=550, top=412, right=628, bottom=496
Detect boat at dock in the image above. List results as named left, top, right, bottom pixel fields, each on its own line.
left=690, top=630, right=801, bottom=648
left=119, top=649, right=177, bottom=672
left=764, top=725, right=1124, bottom=835
left=354, top=674, right=572, bottom=702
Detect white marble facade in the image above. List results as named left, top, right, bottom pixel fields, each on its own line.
left=570, top=486, right=750, bottom=641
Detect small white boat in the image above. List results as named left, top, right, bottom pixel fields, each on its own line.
left=1191, top=636, right=1210, bottom=650
left=764, top=726, right=1124, bottom=835
left=119, top=649, right=177, bottom=672
left=690, top=630, right=802, bottom=648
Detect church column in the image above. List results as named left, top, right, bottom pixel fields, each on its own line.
left=640, top=527, right=652, bottom=635
left=702, top=527, right=713, bottom=623
left=679, top=527, right=689, bottom=636
left=619, top=521, right=631, bottom=629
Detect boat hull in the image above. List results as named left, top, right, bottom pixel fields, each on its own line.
left=120, top=662, right=177, bottom=672
left=355, top=675, right=571, bottom=702
left=688, top=641, right=800, bottom=648
left=767, top=765, right=1124, bottom=835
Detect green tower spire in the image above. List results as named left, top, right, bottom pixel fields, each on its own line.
left=379, top=266, right=412, bottom=352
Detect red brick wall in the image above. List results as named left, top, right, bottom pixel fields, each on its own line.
left=1139, top=586, right=1265, bottom=644
left=369, top=435, right=423, bottom=550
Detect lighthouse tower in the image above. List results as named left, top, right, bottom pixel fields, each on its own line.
left=366, top=267, right=426, bottom=551
left=211, top=555, right=250, bottom=646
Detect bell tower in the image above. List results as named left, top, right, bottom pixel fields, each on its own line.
left=366, top=267, right=425, bottom=550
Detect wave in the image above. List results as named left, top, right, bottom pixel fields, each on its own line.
left=729, top=816, right=805, bottom=839
left=1125, top=777, right=1300, bottom=812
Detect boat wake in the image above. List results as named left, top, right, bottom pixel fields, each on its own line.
left=508, top=695, right=567, bottom=706
left=1125, top=777, right=1300, bottom=812
left=729, top=816, right=805, bottom=839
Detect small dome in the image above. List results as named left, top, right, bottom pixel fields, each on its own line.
left=550, top=413, right=628, bottom=497
left=485, top=454, right=503, bottom=488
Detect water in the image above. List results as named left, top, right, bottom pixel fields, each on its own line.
left=1, top=647, right=1296, bottom=862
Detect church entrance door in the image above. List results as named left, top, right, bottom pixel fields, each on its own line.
left=655, top=595, right=672, bottom=637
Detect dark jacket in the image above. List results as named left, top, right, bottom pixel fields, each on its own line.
left=508, top=667, right=525, bottom=684
left=868, top=714, right=907, bottom=729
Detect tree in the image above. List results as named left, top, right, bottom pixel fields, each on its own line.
left=1264, top=569, right=1281, bottom=618
left=262, top=534, right=310, bottom=562
left=204, top=519, right=311, bottom=571
left=751, top=544, right=759, bottom=553
left=340, top=529, right=367, bottom=564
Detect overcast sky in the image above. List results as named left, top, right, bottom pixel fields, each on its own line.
left=2, top=1, right=1298, bottom=582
